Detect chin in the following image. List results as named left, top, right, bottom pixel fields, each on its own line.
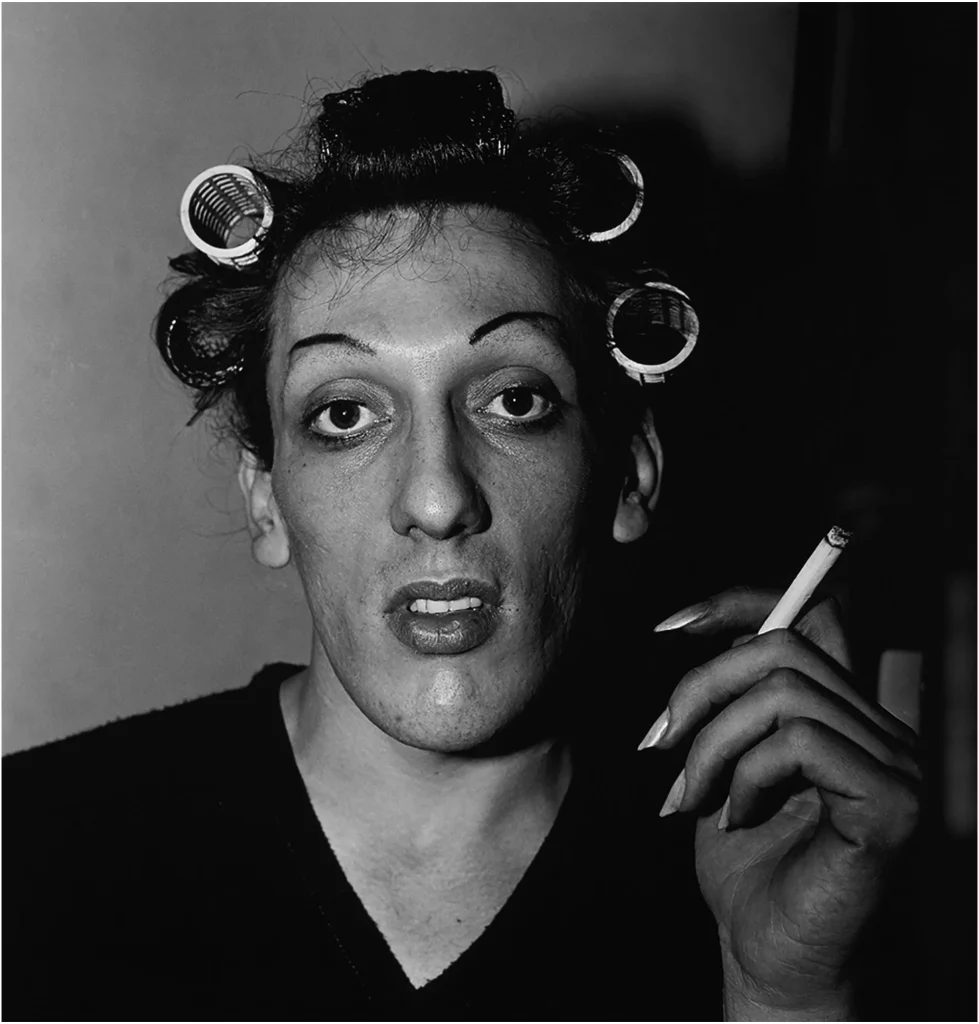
left=363, top=661, right=544, bottom=754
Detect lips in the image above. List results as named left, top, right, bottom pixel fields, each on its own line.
left=385, top=578, right=502, bottom=655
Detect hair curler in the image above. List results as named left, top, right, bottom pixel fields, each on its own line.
left=606, top=282, right=699, bottom=384
left=179, top=165, right=273, bottom=269
left=575, top=153, right=644, bottom=244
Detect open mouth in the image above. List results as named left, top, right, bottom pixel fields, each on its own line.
left=385, top=579, right=501, bottom=655
left=407, top=596, right=483, bottom=614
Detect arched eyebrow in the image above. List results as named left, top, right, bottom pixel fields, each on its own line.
left=468, top=311, right=565, bottom=345
left=287, top=311, right=565, bottom=364
left=289, top=333, right=375, bottom=362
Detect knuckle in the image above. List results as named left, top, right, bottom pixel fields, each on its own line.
left=867, top=786, right=920, bottom=855
left=891, top=783, right=920, bottom=834
left=780, top=716, right=819, bottom=750
left=765, top=627, right=799, bottom=656
left=685, top=726, right=714, bottom=777
left=675, top=662, right=709, bottom=704
left=730, top=747, right=760, bottom=791
left=755, top=673, right=781, bottom=702
left=683, top=661, right=709, bottom=688
left=758, top=667, right=806, bottom=701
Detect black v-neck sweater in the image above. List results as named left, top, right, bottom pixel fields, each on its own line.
left=4, top=664, right=720, bottom=1020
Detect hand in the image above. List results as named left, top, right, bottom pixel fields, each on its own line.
left=645, top=588, right=920, bottom=1020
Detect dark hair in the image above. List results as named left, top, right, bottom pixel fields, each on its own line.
left=156, top=69, right=668, bottom=470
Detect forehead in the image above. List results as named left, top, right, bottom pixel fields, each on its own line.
left=272, top=207, right=568, bottom=340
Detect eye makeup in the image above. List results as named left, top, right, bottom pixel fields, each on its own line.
left=294, top=368, right=569, bottom=453
left=297, top=378, right=394, bottom=449
left=475, top=383, right=566, bottom=436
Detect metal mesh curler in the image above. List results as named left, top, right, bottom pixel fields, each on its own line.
left=605, top=282, right=699, bottom=384
left=179, top=165, right=274, bottom=269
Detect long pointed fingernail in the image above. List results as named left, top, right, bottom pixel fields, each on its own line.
left=659, top=770, right=686, bottom=817
left=717, top=796, right=731, bottom=831
left=637, top=709, right=670, bottom=751
left=654, top=602, right=710, bottom=632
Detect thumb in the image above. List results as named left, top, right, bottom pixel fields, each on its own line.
left=795, top=597, right=852, bottom=671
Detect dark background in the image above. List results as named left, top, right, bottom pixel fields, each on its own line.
left=604, top=6, right=976, bottom=1017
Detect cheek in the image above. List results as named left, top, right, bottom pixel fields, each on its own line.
left=272, top=457, right=382, bottom=603
left=494, top=439, right=596, bottom=605
left=523, top=436, right=595, bottom=543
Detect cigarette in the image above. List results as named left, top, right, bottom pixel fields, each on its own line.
left=638, top=526, right=852, bottom=753
left=758, top=526, right=852, bottom=634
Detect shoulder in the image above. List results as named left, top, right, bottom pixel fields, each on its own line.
left=3, top=661, right=302, bottom=825
left=2, top=663, right=303, bottom=1017
left=8, top=683, right=239, bottom=770
left=3, top=661, right=303, bottom=911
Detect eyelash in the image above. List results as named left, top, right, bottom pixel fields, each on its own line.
left=482, top=386, right=559, bottom=427
left=302, top=400, right=384, bottom=446
left=302, top=384, right=561, bottom=447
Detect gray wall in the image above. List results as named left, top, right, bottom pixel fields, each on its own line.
left=3, top=3, right=797, bottom=752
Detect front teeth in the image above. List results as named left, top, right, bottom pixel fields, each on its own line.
left=409, top=597, right=484, bottom=614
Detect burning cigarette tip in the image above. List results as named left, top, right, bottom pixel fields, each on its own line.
left=826, top=526, right=852, bottom=549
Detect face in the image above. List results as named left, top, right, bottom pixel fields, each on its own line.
left=258, top=207, right=619, bottom=752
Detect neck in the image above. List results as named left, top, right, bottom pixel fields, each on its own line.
left=279, top=658, right=573, bottom=854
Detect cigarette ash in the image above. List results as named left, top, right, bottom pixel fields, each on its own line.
left=826, top=526, right=853, bottom=549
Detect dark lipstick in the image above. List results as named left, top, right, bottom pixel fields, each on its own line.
left=385, top=578, right=502, bottom=655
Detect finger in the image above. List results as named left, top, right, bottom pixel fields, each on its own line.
left=724, top=717, right=919, bottom=850
left=654, top=586, right=780, bottom=636
left=795, top=597, right=852, bottom=671
left=877, top=649, right=923, bottom=735
left=676, top=668, right=921, bottom=813
left=656, top=588, right=851, bottom=668
left=656, top=629, right=917, bottom=751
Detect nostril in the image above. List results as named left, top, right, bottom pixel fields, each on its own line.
left=390, top=443, right=491, bottom=540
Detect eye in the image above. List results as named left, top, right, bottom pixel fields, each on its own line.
left=485, top=386, right=553, bottom=422
left=308, top=400, right=378, bottom=438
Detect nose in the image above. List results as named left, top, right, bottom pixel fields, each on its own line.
left=389, top=411, right=490, bottom=540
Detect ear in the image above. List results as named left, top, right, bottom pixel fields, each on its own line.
left=238, top=452, right=291, bottom=569
left=612, top=406, right=663, bottom=544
